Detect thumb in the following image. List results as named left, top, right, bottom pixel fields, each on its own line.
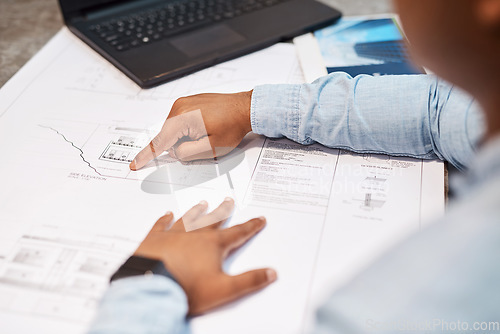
left=174, top=136, right=215, bottom=161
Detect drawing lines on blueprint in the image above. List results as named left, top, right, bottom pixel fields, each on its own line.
left=33, top=120, right=158, bottom=181
left=38, top=125, right=103, bottom=176
left=0, top=221, right=136, bottom=324
left=36, top=120, right=240, bottom=190
left=66, top=65, right=247, bottom=101
left=99, top=135, right=148, bottom=164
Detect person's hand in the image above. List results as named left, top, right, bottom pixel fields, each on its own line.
left=134, top=198, right=277, bottom=315
left=130, top=91, right=253, bottom=170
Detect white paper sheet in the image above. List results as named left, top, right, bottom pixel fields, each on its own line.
left=0, top=28, right=444, bottom=334
left=293, top=33, right=328, bottom=83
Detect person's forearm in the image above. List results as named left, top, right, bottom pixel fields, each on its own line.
left=251, top=73, right=485, bottom=171
left=88, top=276, right=189, bottom=334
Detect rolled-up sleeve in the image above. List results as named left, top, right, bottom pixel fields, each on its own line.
left=251, top=73, right=485, bottom=171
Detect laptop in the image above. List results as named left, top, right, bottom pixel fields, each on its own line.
left=59, top=0, right=341, bottom=88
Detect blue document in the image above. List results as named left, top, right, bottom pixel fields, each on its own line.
left=314, top=17, right=423, bottom=76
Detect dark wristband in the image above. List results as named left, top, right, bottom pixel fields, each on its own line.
left=110, top=255, right=178, bottom=284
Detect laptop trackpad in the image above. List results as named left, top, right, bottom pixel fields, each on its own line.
left=170, top=25, right=246, bottom=58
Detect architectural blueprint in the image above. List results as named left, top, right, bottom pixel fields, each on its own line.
left=0, top=28, right=444, bottom=334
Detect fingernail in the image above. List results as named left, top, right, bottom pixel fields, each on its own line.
left=224, top=197, right=233, bottom=202
left=165, top=211, right=172, bottom=216
left=129, top=160, right=137, bottom=170
left=266, top=269, right=277, bottom=282
left=199, top=200, right=208, bottom=206
left=258, top=216, right=266, bottom=222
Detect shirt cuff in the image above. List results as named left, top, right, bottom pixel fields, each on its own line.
left=88, top=275, right=188, bottom=334
left=251, top=83, right=302, bottom=141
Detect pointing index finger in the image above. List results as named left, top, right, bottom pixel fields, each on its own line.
left=129, top=109, right=208, bottom=170
left=130, top=139, right=161, bottom=171
left=129, top=118, right=183, bottom=171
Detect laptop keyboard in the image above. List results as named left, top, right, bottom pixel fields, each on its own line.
left=90, top=0, right=288, bottom=52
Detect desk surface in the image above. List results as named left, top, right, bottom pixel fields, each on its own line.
left=0, top=0, right=392, bottom=88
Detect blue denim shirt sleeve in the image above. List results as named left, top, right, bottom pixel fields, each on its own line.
left=87, top=276, right=189, bottom=334
left=251, top=73, right=485, bottom=171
